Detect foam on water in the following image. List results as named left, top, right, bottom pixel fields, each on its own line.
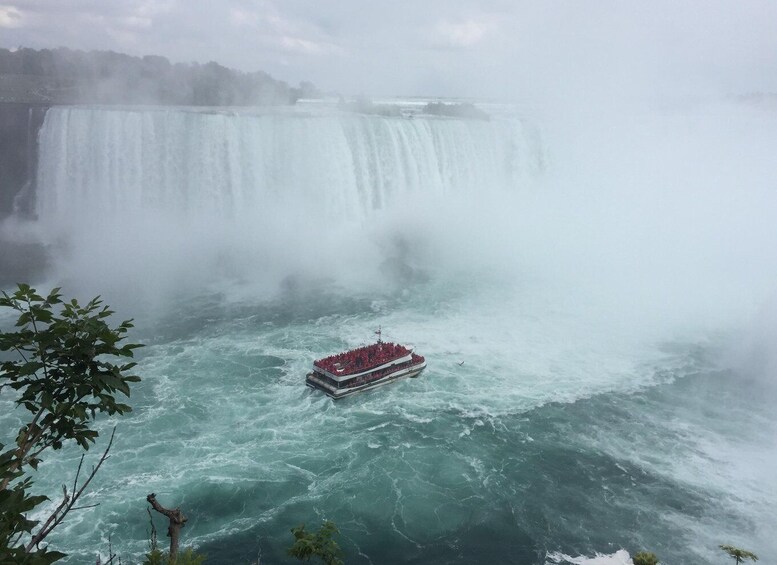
left=10, top=276, right=772, bottom=564
left=3, top=102, right=777, bottom=563
left=546, top=550, right=633, bottom=565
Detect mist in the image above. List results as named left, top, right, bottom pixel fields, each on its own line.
left=3, top=2, right=777, bottom=563
left=14, top=98, right=776, bottom=349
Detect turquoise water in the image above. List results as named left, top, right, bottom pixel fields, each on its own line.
left=5, top=273, right=771, bottom=565
left=3, top=102, right=777, bottom=564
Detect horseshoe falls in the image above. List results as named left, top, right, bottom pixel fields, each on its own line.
left=5, top=102, right=777, bottom=564
left=32, top=106, right=541, bottom=301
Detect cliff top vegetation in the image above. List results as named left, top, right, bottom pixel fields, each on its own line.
left=0, top=46, right=318, bottom=106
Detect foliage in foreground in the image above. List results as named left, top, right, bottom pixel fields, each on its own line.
left=720, top=544, right=759, bottom=564
left=632, top=551, right=659, bottom=565
left=143, top=547, right=206, bottom=565
left=0, top=285, right=765, bottom=565
left=0, top=284, right=141, bottom=562
left=288, top=520, right=344, bottom=565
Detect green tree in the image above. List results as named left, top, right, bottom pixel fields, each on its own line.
left=0, top=284, right=141, bottom=563
left=632, top=551, right=659, bottom=565
left=719, top=545, right=758, bottom=564
left=288, top=520, right=344, bottom=565
left=143, top=547, right=206, bottom=565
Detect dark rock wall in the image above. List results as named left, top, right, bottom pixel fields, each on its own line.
left=0, top=103, right=49, bottom=285
left=0, top=103, right=48, bottom=220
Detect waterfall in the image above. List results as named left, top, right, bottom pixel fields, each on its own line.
left=35, top=106, right=542, bottom=228
left=26, top=105, right=545, bottom=293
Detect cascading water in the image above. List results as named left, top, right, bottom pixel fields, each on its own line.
left=3, top=102, right=776, bottom=565
left=35, top=106, right=541, bottom=225
left=31, top=105, right=543, bottom=297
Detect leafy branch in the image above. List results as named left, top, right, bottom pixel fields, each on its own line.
left=0, top=284, right=142, bottom=562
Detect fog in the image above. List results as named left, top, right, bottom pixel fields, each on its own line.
left=3, top=1, right=777, bottom=101
left=17, top=99, right=776, bottom=361
left=13, top=99, right=777, bottom=562
left=3, top=3, right=777, bottom=562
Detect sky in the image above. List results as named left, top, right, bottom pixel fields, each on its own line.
left=1, top=1, right=777, bottom=101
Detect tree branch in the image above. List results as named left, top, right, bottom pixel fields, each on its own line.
left=26, top=295, right=52, bottom=384
left=26, top=428, right=116, bottom=551
left=0, top=405, right=50, bottom=492
left=21, top=393, right=93, bottom=466
left=72, top=454, right=85, bottom=495
left=147, top=506, right=159, bottom=552
left=0, top=395, right=77, bottom=492
left=26, top=485, right=70, bottom=552
left=71, top=503, right=100, bottom=511
left=11, top=344, right=30, bottom=363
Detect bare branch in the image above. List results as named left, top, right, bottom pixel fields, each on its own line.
left=11, top=344, right=30, bottom=363
left=107, top=535, right=115, bottom=564
left=73, top=454, right=85, bottom=495
left=69, top=429, right=115, bottom=504
left=26, top=486, right=70, bottom=552
left=147, top=506, right=159, bottom=552
left=26, top=428, right=116, bottom=549
left=70, top=503, right=100, bottom=511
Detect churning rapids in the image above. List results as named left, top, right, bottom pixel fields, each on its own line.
left=2, top=101, right=777, bottom=564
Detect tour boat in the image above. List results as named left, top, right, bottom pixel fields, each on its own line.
left=306, top=329, right=426, bottom=399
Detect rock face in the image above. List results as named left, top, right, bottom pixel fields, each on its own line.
left=0, top=102, right=48, bottom=220
left=0, top=103, right=50, bottom=285
left=0, top=47, right=319, bottom=220
left=0, top=46, right=319, bottom=284
left=0, top=240, right=49, bottom=286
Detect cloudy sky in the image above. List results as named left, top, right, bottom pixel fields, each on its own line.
left=1, top=0, right=776, bottom=101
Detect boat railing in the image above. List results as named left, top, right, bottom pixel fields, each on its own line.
left=313, top=352, right=414, bottom=381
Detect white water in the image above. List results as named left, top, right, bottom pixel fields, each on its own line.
left=3, top=101, right=777, bottom=563
left=36, top=106, right=540, bottom=221
left=32, top=105, right=542, bottom=301
left=546, top=550, right=633, bottom=565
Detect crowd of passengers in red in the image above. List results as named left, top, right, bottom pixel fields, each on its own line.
left=314, top=342, right=415, bottom=375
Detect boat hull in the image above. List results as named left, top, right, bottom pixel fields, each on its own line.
left=306, top=361, right=426, bottom=399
